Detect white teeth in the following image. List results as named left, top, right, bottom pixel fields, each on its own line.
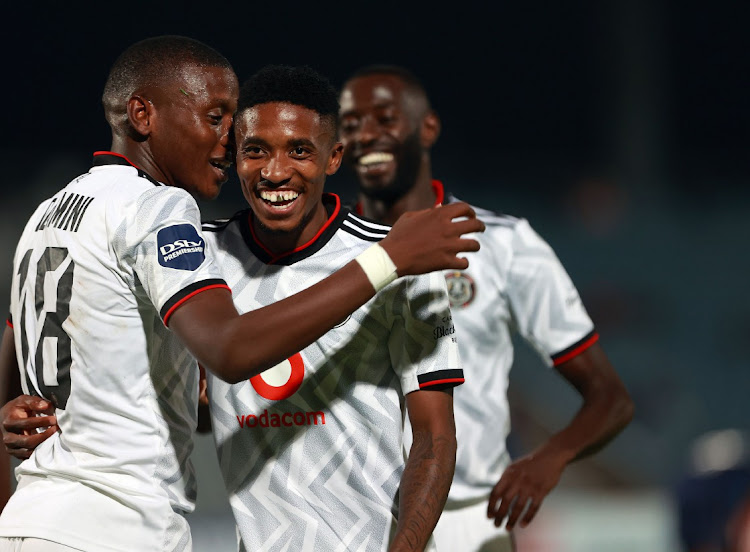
left=260, top=190, right=299, bottom=203
left=359, top=152, right=394, bottom=166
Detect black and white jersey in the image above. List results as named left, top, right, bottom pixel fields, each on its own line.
left=436, top=184, right=597, bottom=503
left=203, top=194, right=462, bottom=552
left=0, top=153, right=228, bottom=551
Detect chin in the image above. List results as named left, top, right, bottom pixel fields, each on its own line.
left=255, top=215, right=303, bottom=237
left=197, top=183, right=224, bottom=202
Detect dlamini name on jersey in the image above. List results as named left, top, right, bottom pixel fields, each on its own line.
left=35, top=192, right=95, bottom=232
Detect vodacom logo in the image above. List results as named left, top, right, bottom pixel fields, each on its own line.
left=250, top=352, right=305, bottom=401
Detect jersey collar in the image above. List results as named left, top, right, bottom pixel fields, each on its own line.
left=239, top=193, right=348, bottom=265
left=92, top=151, right=162, bottom=187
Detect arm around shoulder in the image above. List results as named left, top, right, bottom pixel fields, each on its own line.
left=170, top=203, right=485, bottom=384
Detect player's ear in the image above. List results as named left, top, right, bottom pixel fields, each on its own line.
left=326, top=142, right=344, bottom=176
left=420, top=110, right=441, bottom=149
left=126, top=93, right=154, bottom=138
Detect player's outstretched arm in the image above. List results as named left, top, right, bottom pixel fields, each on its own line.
left=391, top=389, right=457, bottom=552
left=170, top=203, right=484, bottom=384
left=487, top=343, right=634, bottom=530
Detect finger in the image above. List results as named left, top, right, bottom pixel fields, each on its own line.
left=440, top=202, right=477, bottom=220
left=488, top=479, right=510, bottom=517
left=9, top=448, right=33, bottom=460
left=446, top=219, right=485, bottom=237
left=442, top=256, right=469, bottom=271
left=4, top=426, right=56, bottom=451
left=493, top=494, right=516, bottom=527
left=9, top=396, right=54, bottom=413
left=520, top=499, right=541, bottom=528
left=449, top=238, right=481, bottom=253
left=5, top=415, right=57, bottom=432
left=505, top=495, right=529, bottom=531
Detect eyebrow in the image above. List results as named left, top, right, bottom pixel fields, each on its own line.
left=239, top=136, right=317, bottom=150
left=340, top=101, right=395, bottom=117
left=288, top=138, right=316, bottom=149
left=239, top=136, right=269, bottom=149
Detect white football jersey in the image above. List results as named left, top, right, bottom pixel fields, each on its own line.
left=439, top=184, right=597, bottom=503
left=203, top=195, right=462, bottom=552
left=0, top=153, right=228, bottom=551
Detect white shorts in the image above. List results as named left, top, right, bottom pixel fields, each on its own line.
left=0, top=539, right=81, bottom=552
left=433, top=498, right=515, bottom=552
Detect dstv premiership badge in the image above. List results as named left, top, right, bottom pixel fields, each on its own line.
left=445, top=271, right=475, bottom=308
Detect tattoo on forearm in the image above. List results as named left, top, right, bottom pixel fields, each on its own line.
left=394, top=430, right=456, bottom=551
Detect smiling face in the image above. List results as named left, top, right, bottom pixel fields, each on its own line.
left=339, top=74, right=427, bottom=203
left=234, top=101, right=343, bottom=252
left=148, top=63, right=239, bottom=200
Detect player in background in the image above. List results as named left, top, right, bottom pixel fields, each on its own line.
left=338, top=65, right=634, bottom=552
left=204, top=64, right=459, bottom=552
left=0, top=39, right=483, bottom=551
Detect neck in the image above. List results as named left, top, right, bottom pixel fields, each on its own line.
left=251, top=198, right=332, bottom=257
left=109, top=137, right=165, bottom=185
left=359, top=160, right=436, bottom=225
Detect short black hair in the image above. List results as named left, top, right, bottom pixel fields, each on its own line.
left=102, top=35, right=233, bottom=133
left=237, top=65, right=340, bottom=133
left=344, top=64, right=431, bottom=109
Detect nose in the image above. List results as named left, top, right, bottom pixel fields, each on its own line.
left=260, top=152, right=292, bottom=185
left=353, top=114, right=378, bottom=147
left=219, top=119, right=233, bottom=146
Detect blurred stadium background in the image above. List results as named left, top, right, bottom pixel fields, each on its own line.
left=1, top=1, right=747, bottom=550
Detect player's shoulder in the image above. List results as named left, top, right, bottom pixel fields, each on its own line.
left=446, top=193, right=520, bottom=230
left=338, top=210, right=391, bottom=243
left=86, top=163, right=163, bottom=197
left=201, top=209, right=249, bottom=249
left=201, top=209, right=246, bottom=233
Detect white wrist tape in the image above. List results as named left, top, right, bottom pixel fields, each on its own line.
left=355, top=243, right=398, bottom=292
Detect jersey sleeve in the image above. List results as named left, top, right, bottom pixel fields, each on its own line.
left=386, top=271, right=464, bottom=395
left=506, top=219, right=597, bottom=367
left=111, top=186, right=230, bottom=326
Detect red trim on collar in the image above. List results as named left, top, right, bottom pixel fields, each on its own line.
left=431, top=180, right=445, bottom=206
left=248, top=193, right=342, bottom=264
left=93, top=151, right=142, bottom=170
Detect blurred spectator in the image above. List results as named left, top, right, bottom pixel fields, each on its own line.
left=676, top=429, right=750, bottom=552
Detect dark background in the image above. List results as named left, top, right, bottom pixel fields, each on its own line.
left=1, top=1, right=748, bottom=546
left=3, top=1, right=747, bottom=204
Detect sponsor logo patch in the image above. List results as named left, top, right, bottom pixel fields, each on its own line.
left=157, top=224, right=205, bottom=270
left=236, top=409, right=326, bottom=428
left=250, top=352, right=305, bottom=401
left=445, top=271, right=475, bottom=308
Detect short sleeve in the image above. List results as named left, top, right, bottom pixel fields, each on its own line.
left=506, top=219, right=597, bottom=367
left=111, top=186, right=229, bottom=326
left=387, top=271, right=464, bottom=395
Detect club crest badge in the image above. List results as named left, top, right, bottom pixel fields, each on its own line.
left=445, top=271, right=475, bottom=308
